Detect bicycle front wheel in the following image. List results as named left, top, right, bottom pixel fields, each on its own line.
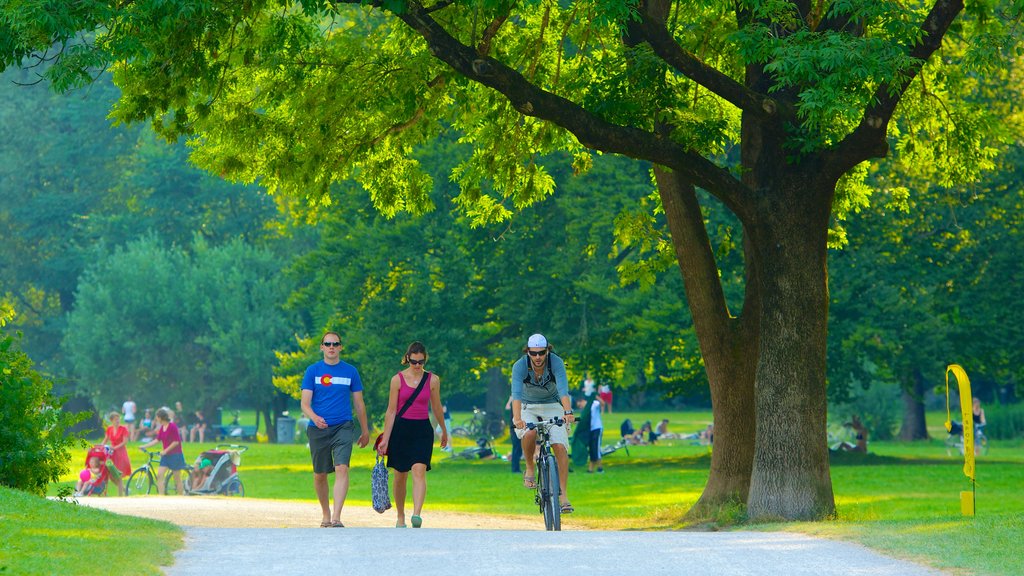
left=125, top=468, right=154, bottom=496
left=543, top=454, right=561, bottom=531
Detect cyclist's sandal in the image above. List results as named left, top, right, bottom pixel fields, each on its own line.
left=331, top=521, right=345, bottom=528
left=411, top=515, right=423, bottom=528
left=560, top=502, right=575, bottom=514
left=319, top=521, right=332, bottom=528
left=523, top=475, right=537, bottom=489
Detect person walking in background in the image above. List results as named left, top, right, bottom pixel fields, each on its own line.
left=598, top=382, right=612, bottom=413
left=376, top=341, right=449, bottom=528
left=300, top=331, right=370, bottom=528
left=439, top=403, right=454, bottom=454
left=139, top=407, right=187, bottom=495
left=582, top=375, right=595, bottom=396
left=122, top=396, right=138, bottom=441
left=505, top=395, right=523, bottom=474
left=105, top=412, right=132, bottom=495
left=586, top=393, right=604, bottom=472
left=510, top=333, right=575, bottom=514
left=571, top=393, right=604, bottom=473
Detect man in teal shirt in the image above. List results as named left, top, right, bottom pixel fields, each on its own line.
left=510, top=333, right=575, bottom=513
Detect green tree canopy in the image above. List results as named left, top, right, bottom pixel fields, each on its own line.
left=6, top=0, right=1022, bottom=520
left=65, top=235, right=295, bottom=420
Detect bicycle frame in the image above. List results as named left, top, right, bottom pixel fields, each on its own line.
left=125, top=449, right=192, bottom=495
left=526, top=417, right=564, bottom=531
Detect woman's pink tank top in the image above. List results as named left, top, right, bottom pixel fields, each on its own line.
left=397, top=372, right=431, bottom=420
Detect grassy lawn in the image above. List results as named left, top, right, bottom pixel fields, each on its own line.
left=40, top=408, right=1023, bottom=575
left=0, top=487, right=182, bottom=575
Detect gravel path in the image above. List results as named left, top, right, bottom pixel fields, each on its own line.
left=76, top=497, right=943, bottom=575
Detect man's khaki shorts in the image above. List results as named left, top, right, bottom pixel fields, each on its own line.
left=515, top=402, right=569, bottom=446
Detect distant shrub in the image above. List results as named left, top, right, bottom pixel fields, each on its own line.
left=984, top=403, right=1024, bottom=440
left=830, top=382, right=901, bottom=441
left=0, top=330, right=87, bottom=496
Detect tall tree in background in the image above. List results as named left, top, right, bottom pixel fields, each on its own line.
left=65, top=236, right=294, bottom=424
left=5, top=0, right=1022, bottom=519
left=274, top=140, right=692, bottom=420
left=0, top=68, right=280, bottom=373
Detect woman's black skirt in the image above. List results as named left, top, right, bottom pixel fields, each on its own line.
left=386, top=417, right=434, bottom=472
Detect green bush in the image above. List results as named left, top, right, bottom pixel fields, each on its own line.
left=0, top=329, right=87, bottom=496
left=985, top=403, right=1024, bottom=440
left=830, top=381, right=901, bottom=441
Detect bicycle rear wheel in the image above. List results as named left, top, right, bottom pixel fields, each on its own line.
left=163, top=469, right=193, bottom=495
left=125, top=468, right=154, bottom=495
left=543, top=454, right=561, bottom=531
left=224, top=478, right=245, bottom=497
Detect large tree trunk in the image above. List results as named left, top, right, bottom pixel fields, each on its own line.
left=745, top=176, right=836, bottom=521
left=898, top=368, right=930, bottom=441
left=655, top=168, right=758, bottom=514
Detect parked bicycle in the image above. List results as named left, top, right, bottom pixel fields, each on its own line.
left=525, top=416, right=565, bottom=531
left=125, top=448, right=193, bottom=495
left=450, top=407, right=489, bottom=438
left=945, top=421, right=989, bottom=457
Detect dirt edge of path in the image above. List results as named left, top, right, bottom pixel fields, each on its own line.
left=72, top=495, right=561, bottom=530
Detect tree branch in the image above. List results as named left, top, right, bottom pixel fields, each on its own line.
left=627, top=11, right=796, bottom=123
left=830, top=0, right=965, bottom=175
left=344, top=1, right=754, bottom=219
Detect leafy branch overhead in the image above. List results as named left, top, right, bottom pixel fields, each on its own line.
left=5, top=1, right=1015, bottom=226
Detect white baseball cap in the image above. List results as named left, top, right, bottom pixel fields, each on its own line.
left=527, top=333, right=548, bottom=348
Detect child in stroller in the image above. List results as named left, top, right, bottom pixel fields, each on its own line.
left=75, top=446, right=111, bottom=496
left=188, top=444, right=247, bottom=496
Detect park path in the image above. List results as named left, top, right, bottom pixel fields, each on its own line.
left=76, top=497, right=943, bottom=575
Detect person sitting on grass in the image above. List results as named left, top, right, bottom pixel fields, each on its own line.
left=837, top=415, right=868, bottom=453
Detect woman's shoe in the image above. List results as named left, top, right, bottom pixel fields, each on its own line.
left=411, top=515, right=423, bottom=528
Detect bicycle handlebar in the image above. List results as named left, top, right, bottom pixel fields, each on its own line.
left=525, top=417, right=565, bottom=430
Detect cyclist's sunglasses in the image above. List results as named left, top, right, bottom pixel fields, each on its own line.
left=409, top=358, right=426, bottom=365
left=322, top=342, right=342, bottom=347
left=528, top=349, right=548, bottom=357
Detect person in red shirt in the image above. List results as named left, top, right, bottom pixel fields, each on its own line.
left=140, top=407, right=187, bottom=494
left=105, top=412, right=132, bottom=495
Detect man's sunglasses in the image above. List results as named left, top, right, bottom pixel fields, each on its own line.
left=528, top=350, right=548, bottom=357
left=322, top=342, right=342, bottom=348
left=409, top=358, right=426, bottom=365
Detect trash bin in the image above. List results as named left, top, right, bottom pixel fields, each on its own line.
left=277, top=416, right=296, bottom=444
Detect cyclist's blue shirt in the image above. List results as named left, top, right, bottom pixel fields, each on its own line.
left=511, top=353, right=568, bottom=404
left=302, top=360, right=363, bottom=426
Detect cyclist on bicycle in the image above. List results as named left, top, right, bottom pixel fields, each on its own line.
left=511, top=333, right=575, bottom=513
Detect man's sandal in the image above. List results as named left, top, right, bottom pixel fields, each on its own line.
left=560, top=502, right=574, bottom=513
left=523, top=475, right=537, bottom=489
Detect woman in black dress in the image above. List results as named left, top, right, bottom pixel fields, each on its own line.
left=376, top=341, right=449, bottom=527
